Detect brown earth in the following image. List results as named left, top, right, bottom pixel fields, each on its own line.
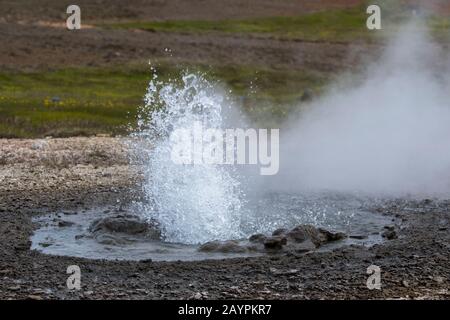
left=0, top=0, right=374, bottom=73
left=1, top=0, right=448, bottom=73
left=0, top=0, right=363, bottom=23
left=0, top=21, right=375, bottom=73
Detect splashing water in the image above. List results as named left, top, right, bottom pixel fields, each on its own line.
left=130, top=70, right=382, bottom=245
left=132, top=72, right=244, bottom=244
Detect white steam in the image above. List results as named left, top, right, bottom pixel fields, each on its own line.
left=275, top=21, right=450, bottom=196
left=132, top=20, right=450, bottom=245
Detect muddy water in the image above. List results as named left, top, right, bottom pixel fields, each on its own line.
left=31, top=193, right=392, bottom=261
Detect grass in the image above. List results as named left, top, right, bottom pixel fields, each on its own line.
left=0, top=68, right=151, bottom=138
left=202, top=64, right=327, bottom=126
left=0, top=63, right=328, bottom=138
left=104, top=3, right=450, bottom=42
left=106, top=7, right=371, bottom=42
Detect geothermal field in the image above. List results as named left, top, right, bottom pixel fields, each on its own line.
left=0, top=0, right=449, bottom=303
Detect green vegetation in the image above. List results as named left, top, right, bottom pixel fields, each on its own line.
left=203, top=64, right=326, bottom=126
left=0, top=68, right=150, bottom=138
left=106, top=8, right=371, bottom=42
left=105, top=4, right=450, bottom=42
left=0, top=64, right=327, bottom=137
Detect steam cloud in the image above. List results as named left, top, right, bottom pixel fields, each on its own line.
left=271, top=21, right=450, bottom=197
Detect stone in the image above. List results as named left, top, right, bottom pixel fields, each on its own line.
left=94, top=233, right=129, bottom=245
left=58, top=220, right=74, bottom=227
left=89, top=214, right=160, bottom=240
left=198, top=240, right=247, bottom=253
left=90, top=215, right=148, bottom=234
left=248, top=233, right=266, bottom=243
left=318, top=228, right=347, bottom=242
left=382, top=230, right=397, bottom=240
left=287, top=225, right=322, bottom=245
left=263, top=236, right=287, bottom=250
left=272, top=228, right=288, bottom=236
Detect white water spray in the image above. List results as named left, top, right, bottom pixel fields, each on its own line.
left=132, top=73, right=244, bottom=244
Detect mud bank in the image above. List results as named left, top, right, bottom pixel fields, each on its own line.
left=0, top=137, right=448, bottom=299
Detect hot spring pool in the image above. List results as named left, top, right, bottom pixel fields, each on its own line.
left=31, top=192, right=393, bottom=261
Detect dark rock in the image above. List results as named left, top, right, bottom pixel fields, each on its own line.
left=382, top=230, right=397, bottom=240
left=94, top=233, right=129, bottom=245
left=272, top=228, right=288, bottom=236
left=287, top=225, right=323, bottom=246
left=198, top=240, right=222, bottom=252
left=249, top=233, right=266, bottom=243
left=89, top=215, right=160, bottom=239
left=263, top=236, right=287, bottom=250
left=58, top=220, right=74, bottom=227
left=318, top=228, right=347, bottom=242
left=87, top=215, right=161, bottom=245
left=280, top=225, right=347, bottom=252
left=199, top=240, right=247, bottom=253
left=90, top=215, right=148, bottom=234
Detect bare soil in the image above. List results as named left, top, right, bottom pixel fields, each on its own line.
left=0, top=0, right=363, bottom=23
left=0, top=0, right=374, bottom=73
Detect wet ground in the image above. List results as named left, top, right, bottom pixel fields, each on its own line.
left=0, top=137, right=449, bottom=299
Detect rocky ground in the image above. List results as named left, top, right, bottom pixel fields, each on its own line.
left=0, top=137, right=448, bottom=300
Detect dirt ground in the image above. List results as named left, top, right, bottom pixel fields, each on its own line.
left=0, top=0, right=363, bottom=23
left=0, top=0, right=448, bottom=73
left=0, top=138, right=448, bottom=300
left=0, top=0, right=373, bottom=72
left=0, top=21, right=374, bottom=73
